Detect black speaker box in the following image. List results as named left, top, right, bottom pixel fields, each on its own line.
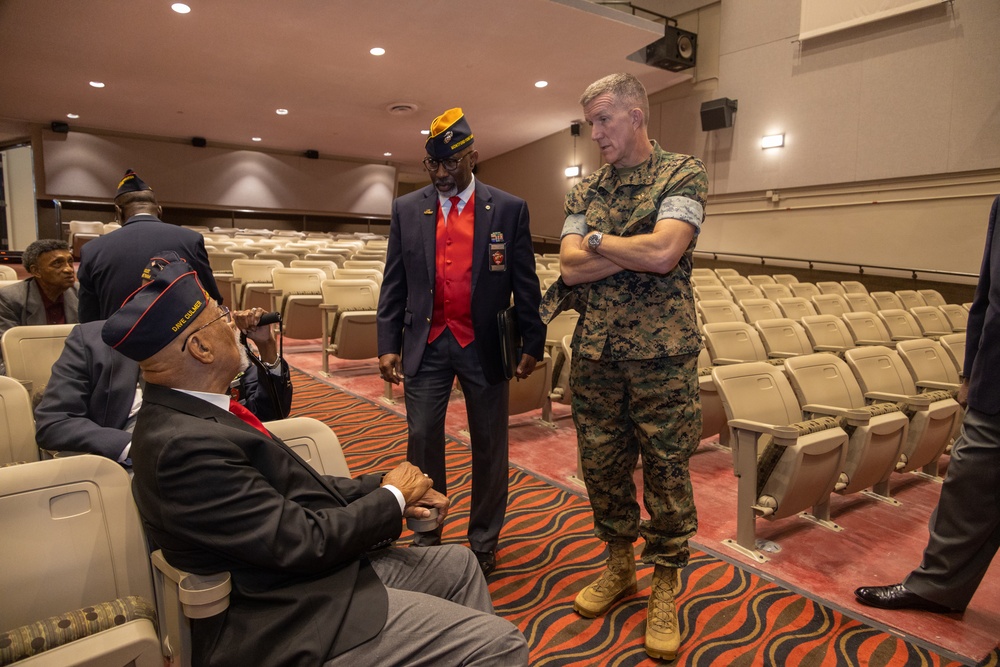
left=191, top=136, right=207, bottom=147
left=700, top=98, right=738, bottom=131
left=51, top=121, right=69, bottom=133
left=644, top=25, right=697, bottom=72
left=304, top=149, right=319, bottom=159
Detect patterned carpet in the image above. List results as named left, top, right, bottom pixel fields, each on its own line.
left=290, top=368, right=999, bottom=667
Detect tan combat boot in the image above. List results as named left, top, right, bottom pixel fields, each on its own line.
left=573, top=541, right=637, bottom=618
left=645, top=565, right=681, bottom=660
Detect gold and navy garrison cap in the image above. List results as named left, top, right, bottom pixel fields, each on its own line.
left=102, top=260, right=210, bottom=361
left=114, top=169, right=152, bottom=200
left=425, top=108, right=474, bottom=159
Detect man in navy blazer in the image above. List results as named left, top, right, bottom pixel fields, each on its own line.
left=856, top=194, right=1000, bottom=613
left=77, top=169, right=222, bottom=321
left=376, top=108, right=545, bottom=575
left=104, top=260, right=527, bottom=667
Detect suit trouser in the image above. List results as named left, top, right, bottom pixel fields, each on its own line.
left=904, top=407, right=1000, bottom=610
left=323, top=545, right=527, bottom=666
left=404, top=329, right=510, bottom=553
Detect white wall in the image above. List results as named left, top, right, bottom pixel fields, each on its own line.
left=3, top=145, right=39, bottom=250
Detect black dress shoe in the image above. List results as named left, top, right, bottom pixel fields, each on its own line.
left=473, top=550, right=497, bottom=576
left=854, top=584, right=957, bottom=613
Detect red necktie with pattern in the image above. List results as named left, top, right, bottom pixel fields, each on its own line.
left=228, top=398, right=270, bottom=437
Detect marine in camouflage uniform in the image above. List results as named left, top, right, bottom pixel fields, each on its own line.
left=560, top=140, right=707, bottom=568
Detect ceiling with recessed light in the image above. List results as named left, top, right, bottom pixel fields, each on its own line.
left=0, top=0, right=689, bottom=173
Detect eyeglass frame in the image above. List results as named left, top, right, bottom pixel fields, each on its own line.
left=422, top=151, right=473, bottom=174
left=180, top=305, right=232, bottom=352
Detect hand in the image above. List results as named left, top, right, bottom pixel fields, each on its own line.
left=403, top=487, right=450, bottom=524
left=232, top=308, right=275, bottom=346
left=382, top=461, right=432, bottom=505
left=515, top=353, right=537, bottom=379
left=957, top=379, right=969, bottom=408
left=379, top=353, right=403, bottom=385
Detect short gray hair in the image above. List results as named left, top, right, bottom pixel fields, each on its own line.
left=579, top=73, right=650, bottom=127
left=23, top=239, right=69, bottom=272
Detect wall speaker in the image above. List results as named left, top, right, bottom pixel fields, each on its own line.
left=304, top=149, right=319, bottom=159
left=570, top=121, right=581, bottom=137
left=642, top=25, right=697, bottom=72
left=700, top=98, right=738, bottom=131
left=51, top=121, right=69, bottom=133
left=191, top=136, right=207, bottom=147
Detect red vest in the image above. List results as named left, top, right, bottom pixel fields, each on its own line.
left=428, top=195, right=475, bottom=347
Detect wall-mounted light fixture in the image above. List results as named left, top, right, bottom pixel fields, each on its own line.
left=565, top=165, right=581, bottom=178
left=761, top=134, right=785, bottom=149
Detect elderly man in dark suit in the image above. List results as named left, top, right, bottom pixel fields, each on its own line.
left=376, top=108, right=545, bottom=576
left=77, top=169, right=222, bottom=321
left=0, top=239, right=78, bottom=374
left=103, top=260, right=527, bottom=667
left=856, top=194, right=1000, bottom=614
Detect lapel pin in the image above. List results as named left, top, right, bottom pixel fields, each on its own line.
left=423, top=209, right=434, bottom=215
left=485, top=204, right=491, bottom=211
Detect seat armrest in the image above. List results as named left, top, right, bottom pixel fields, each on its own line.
left=767, top=351, right=798, bottom=359
left=151, top=550, right=231, bottom=619
left=855, top=338, right=896, bottom=348
left=890, top=334, right=922, bottom=341
left=866, top=390, right=932, bottom=409
left=727, top=418, right=799, bottom=439
left=813, top=344, right=849, bottom=353
left=320, top=303, right=340, bottom=312
left=916, top=380, right=959, bottom=393
left=267, top=288, right=282, bottom=295
left=713, top=357, right=745, bottom=365
left=802, top=403, right=848, bottom=418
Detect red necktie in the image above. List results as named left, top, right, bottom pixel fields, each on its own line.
left=447, top=195, right=461, bottom=224
left=229, top=398, right=271, bottom=437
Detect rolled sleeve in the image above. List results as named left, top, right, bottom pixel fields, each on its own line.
left=658, top=196, right=704, bottom=233
left=560, top=213, right=588, bottom=239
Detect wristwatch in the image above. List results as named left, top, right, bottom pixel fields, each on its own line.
left=588, top=231, right=604, bottom=251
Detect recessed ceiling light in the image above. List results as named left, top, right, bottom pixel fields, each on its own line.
left=383, top=152, right=392, bottom=157
left=534, top=81, right=548, bottom=88
left=89, top=81, right=105, bottom=88
left=420, top=129, right=430, bottom=135
left=370, top=47, right=386, bottom=56
left=276, top=108, right=289, bottom=115
left=66, top=113, right=79, bottom=119
left=251, top=137, right=262, bottom=142
left=171, top=3, right=191, bottom=14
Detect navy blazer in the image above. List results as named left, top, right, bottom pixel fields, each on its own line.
left=965, top=194, right=1000, bottom=415
left=132, top=384, right=400, bottom=667
left=34, top=321, right=293, bottom=460
left=376, top=181, right=545, bottom=385
left=77, top=214, right=222, bottom=322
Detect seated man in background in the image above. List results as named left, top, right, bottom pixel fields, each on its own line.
left=35, top=252, right=291, bottom=466
left=101, top=260, right=528, bottom=666
left=0, top=239, right=78, bottom=374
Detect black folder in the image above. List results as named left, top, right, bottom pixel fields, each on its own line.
left=497, top=305, right=520, bottom=380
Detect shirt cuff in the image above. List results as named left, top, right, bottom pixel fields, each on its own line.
left=118, top=442, right=132, bottom=464
left=382, top=484, right=406, bottom=513
left=658, top=196, right=705, bottom=232
left=560, top=213, right=588, bottom=239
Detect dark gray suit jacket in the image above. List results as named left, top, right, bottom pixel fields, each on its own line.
left=0, top=278, right=79, bottom=373
left=132, top=384, right=400, bottom=667
left=965, top=194, right=1000, bottom=414
left=376, top=182, right=545, bottom=385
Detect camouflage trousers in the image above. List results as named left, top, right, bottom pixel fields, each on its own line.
left=570, top=353, right=700, bottom=568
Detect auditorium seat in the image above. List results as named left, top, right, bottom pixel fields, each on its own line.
left=938, top=333, right=966, bottom=375
left=760, top=283, right=793, bottom=301
left=800, top=314, right=856, bottom=355
left=754, top=318, right=815, bottom=359
left=711, top=361, right=848, bottom=562
left=0, top=375, right=38, bottom=464
left=772, top=274, right=799, bottom=286
left=739, top=298, right=782, bottom=324
left=895, top=290, right=926, bottom=310
left=729, top=284, right=764, bottom=302
left=1, top=323, right=76, bottom=403
left=816, top=281, right=846, bottom=296
left=747, top=274, right=776, bottom=286
left=509, top=355, right=554, bottom=422
left=842, top=311, right=898, bottom=348
left=254, top=251, right=298, bottom=267
left=714, top=268, right=742, bottom=278
left=811, top=294, right=851, bottom=317
left=918, top=289, right=947, bottom=307
left=843, top=292, right=879, bottom=313
left=692, top=275, right=722, bottom=287
left=207, top=250, right=249, bottom=274
left=335, top=268, right=383, bottom=285
left=536, top=269, right=560, bottom=286
left=702, top=322, right=776, bottom=365
left=721, top=275, right=751, bottom=288
left=230, top=258, right=283, bottom=311
left=0, top=265, right=18, bottom=280
left=68, top=220, right=106, bottom=259
left=268, top=268, right=326, bottom=339
left=937, top=303, right=969, bottom=332
left=290, top=259, right=338, bottom=279
left=694, top=285, right=733, bottom=302
left=844, top=346, right=961, bottom=477
left=0, top=456, right=161, bottom=667
left=545, top=309, right=580, bottom=356
left=549, top=334, right=573, bottom=411
left=697, top=300, right=746, bottom=325
left=691, top=268, right=717, bottom=281
left=320, top=278, right=381, bottom=374
left=784, top=353, right=908, bottom=501
left=895, top=338, right=962, bottom=396
left=871, top=291, right=905, bottom=311
left=790, top=282, right=821, bottom=300
left=877, top=309, right=925, bottom=341
left=343, top=259, right=386, bottom=272
left=909, top=306, right=953, bottom=338
left=776, top=297, right=818, bottom=322
left=841, top=280, right=869, bottom=295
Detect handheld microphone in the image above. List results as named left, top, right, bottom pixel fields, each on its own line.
left=258, top=311, right=282, bottom=326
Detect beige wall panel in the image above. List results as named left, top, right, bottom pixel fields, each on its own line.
left=719, top=0, right=800, bottom=56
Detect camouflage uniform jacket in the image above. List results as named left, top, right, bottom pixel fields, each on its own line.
left=558, top=141, right=707, bottom=361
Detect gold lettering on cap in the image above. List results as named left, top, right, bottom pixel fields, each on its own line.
left=171, top=299, right=204, bottom=332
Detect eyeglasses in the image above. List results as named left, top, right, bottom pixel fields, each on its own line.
left=422, top=152, right=471, bottom=173
left=181, top=306, right=231, bottom=352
